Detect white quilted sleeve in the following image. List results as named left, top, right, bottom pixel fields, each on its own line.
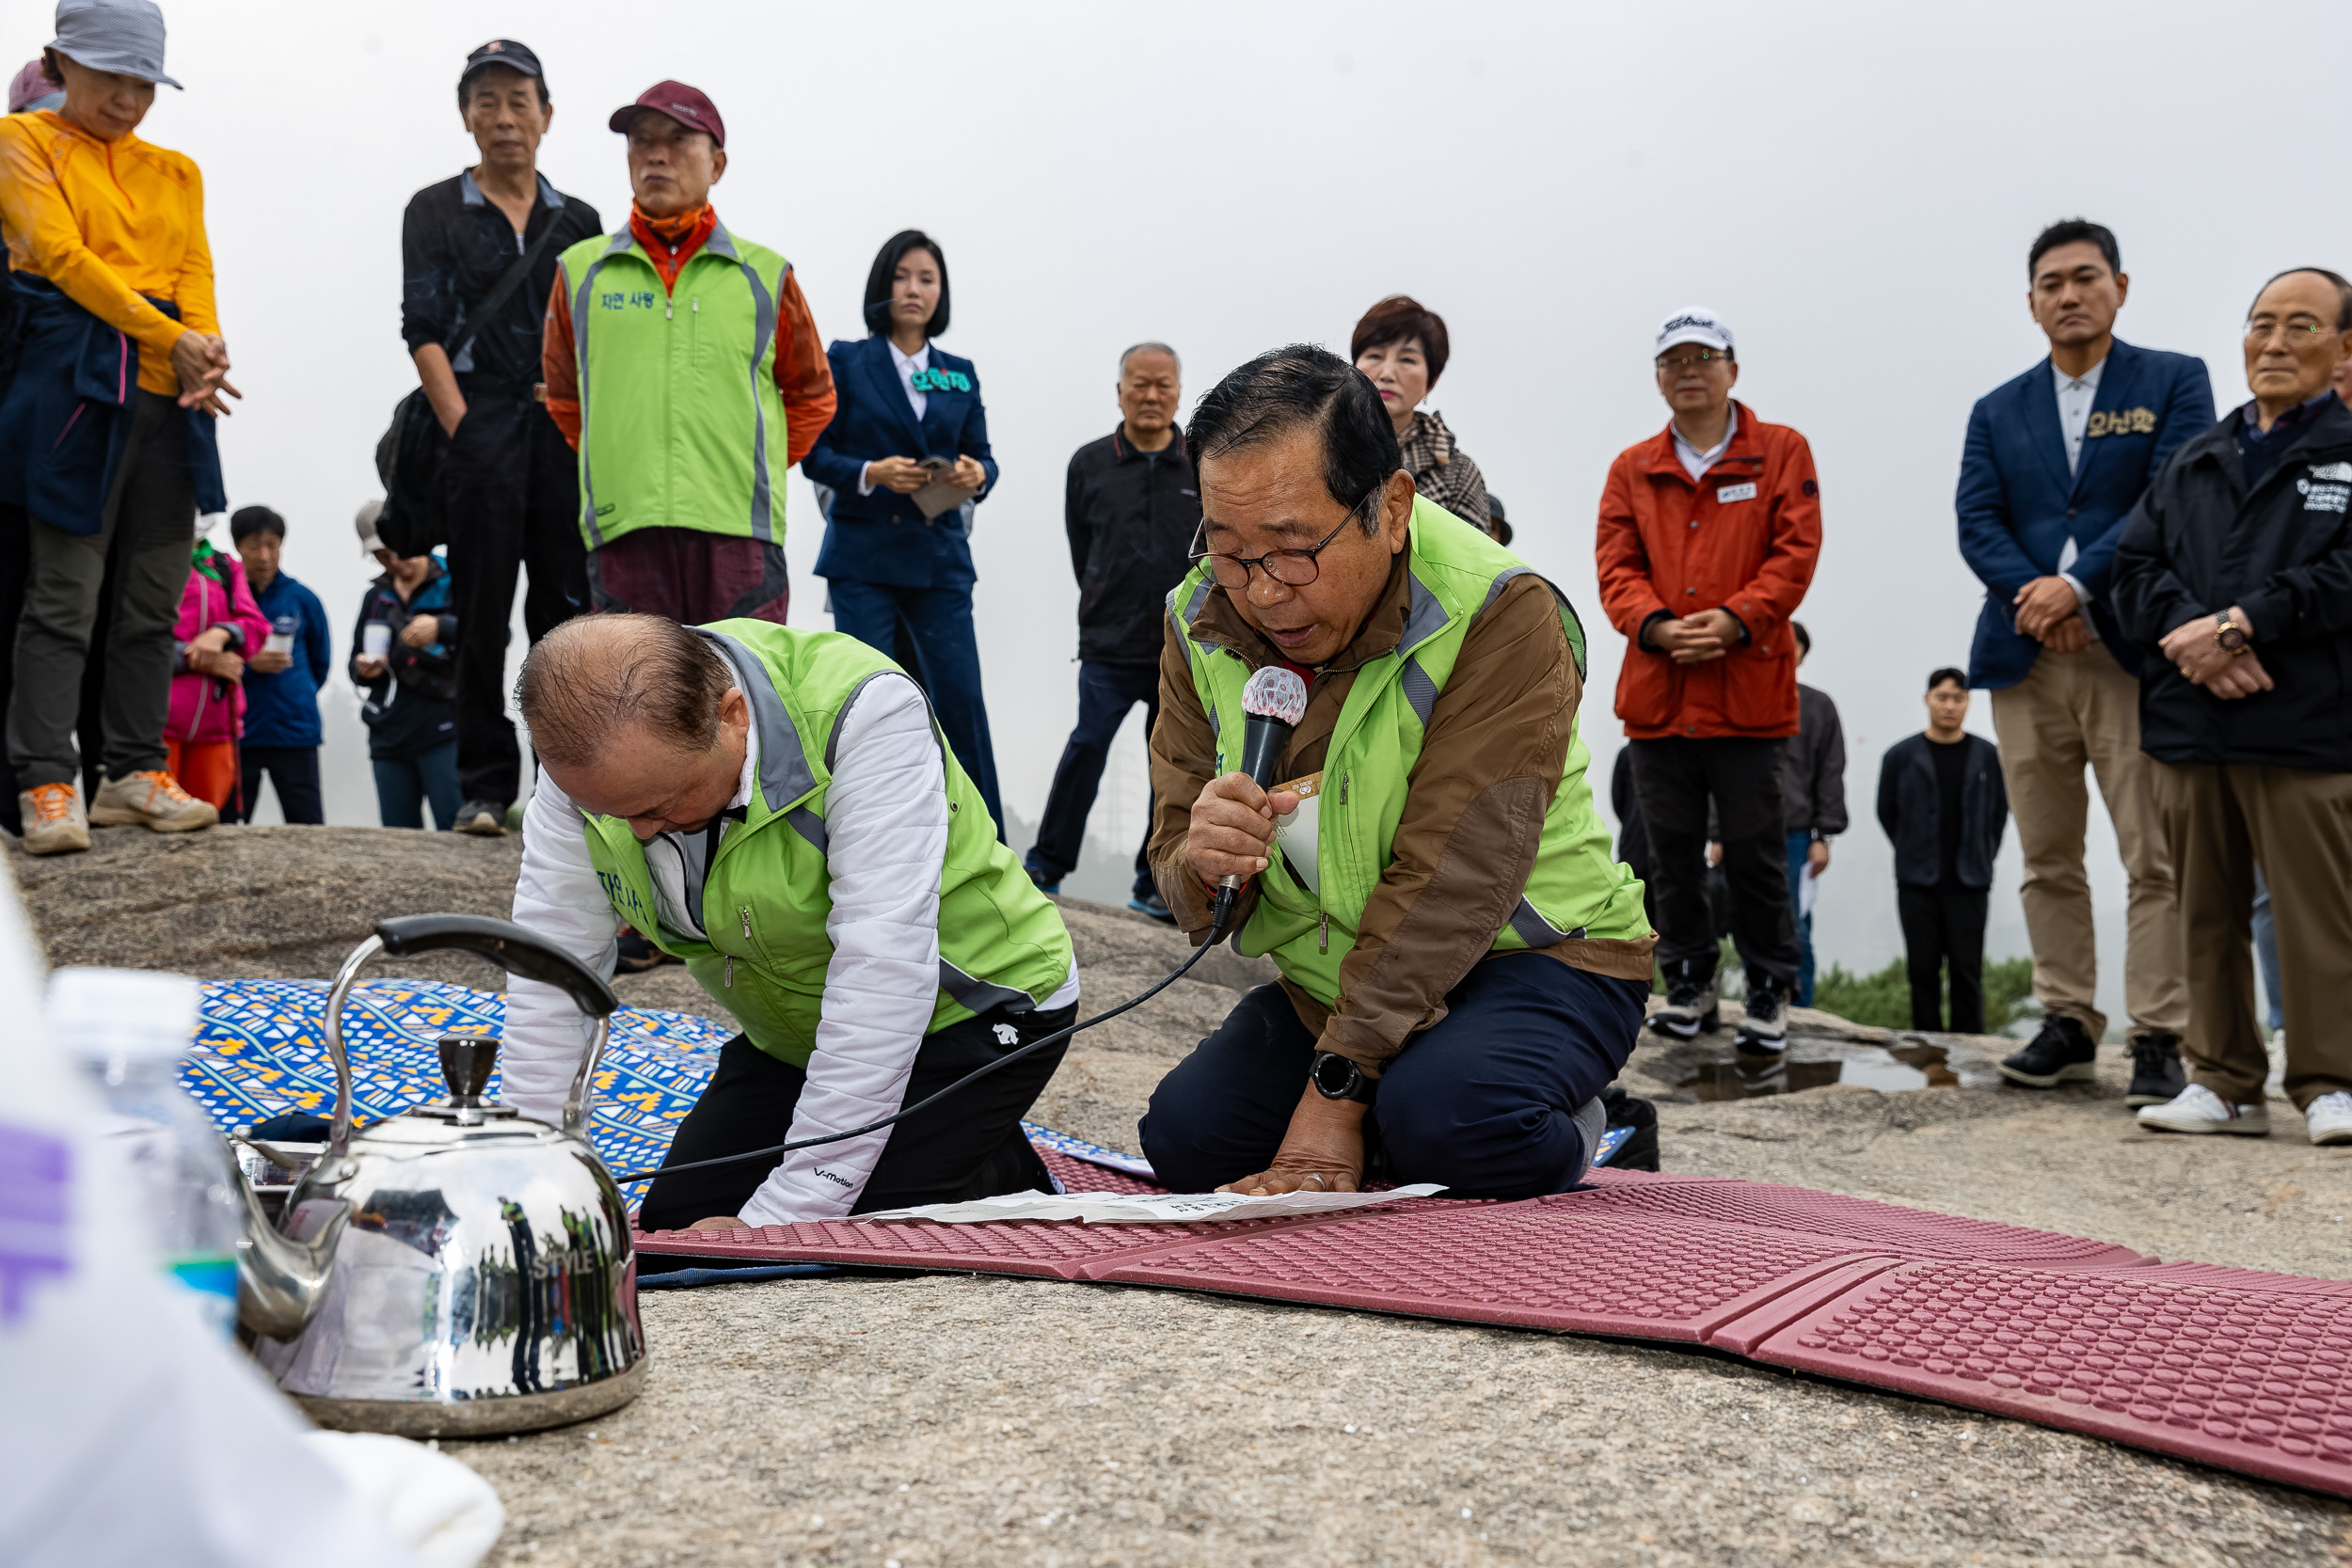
left=738, top=673, right=946, bottom=1226
left=502, top=772, right=620, bottom=1128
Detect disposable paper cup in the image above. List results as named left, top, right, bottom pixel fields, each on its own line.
left=264, top=633, right=294, bottom=655
left=362, top=624, right=391, bottom=661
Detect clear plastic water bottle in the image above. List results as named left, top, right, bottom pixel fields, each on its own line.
left=54, top=967, right=244, bottom=1338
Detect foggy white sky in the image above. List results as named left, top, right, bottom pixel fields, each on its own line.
left=64, top=0, right=2348, bottom=1014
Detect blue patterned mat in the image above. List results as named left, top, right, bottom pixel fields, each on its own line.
left=183, top=978, right=1158, bottom=1196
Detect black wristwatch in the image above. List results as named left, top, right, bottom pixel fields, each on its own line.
left=1311, top=1051, right=1377, bottom=1105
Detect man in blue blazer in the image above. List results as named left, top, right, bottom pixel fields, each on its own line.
left=804, top=230, right=1006, bottom=835
left=1955, top=218, right=2212, bottom=1106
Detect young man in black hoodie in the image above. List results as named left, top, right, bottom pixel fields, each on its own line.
left=1023, top=343, right=1198, bottom=921
left=1878, top=669, right=2009, bottom=1036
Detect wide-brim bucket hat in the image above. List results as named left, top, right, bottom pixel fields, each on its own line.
left=48, top=0, right=182, bottom=89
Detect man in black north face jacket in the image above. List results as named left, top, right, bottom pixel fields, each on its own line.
left=2109, top=265, right=2352, bottom=1148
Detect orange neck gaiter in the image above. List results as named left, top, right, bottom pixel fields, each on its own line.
left=629, top=203, right=717, bottom=293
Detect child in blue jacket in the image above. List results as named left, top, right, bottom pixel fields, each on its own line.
left=229, top=506, right=330, bottom=823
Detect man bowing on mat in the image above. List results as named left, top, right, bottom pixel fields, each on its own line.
left=501, top=613, right=1075, bottom=1229
left=1138, top=346, right=1655, bottom=1198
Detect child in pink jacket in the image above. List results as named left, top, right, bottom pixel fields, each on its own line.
left=165, top=539, right=274, bottom=814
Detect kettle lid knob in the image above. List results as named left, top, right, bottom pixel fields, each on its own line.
left=438, top=1033, right=499, bottom=1107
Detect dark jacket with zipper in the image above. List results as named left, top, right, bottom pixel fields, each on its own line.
left=1877, top=733, right=2008, bottom=890
left=351, top=558, right=458, bottom=760
left=1065, top=426, right=1200, bottom=667
left=2110, top=395, right=2352, bottom=771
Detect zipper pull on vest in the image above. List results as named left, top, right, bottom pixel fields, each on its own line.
left=740, top=906, right=753, bottom=941
left=725, top=954, right=734, bottom=989
left=1319, top=911, right=1329, bottom=953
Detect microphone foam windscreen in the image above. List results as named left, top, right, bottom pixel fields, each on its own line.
left=1241, top=665, right=1309, bottom=725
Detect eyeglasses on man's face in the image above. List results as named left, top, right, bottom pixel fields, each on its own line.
left=2245, top=315, right=2337, bottom=348
left=1655, top=350, right=1731, bottom=372
left=1189, top=493, right=1375, bottom=591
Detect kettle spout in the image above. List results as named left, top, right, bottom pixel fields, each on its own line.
left=235, top=1177, right=347, bottom=1340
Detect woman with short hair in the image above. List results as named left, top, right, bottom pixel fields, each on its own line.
left=1351, top=293, right=1491, bottom=534
left=0, top=2, right=237, bottom=854
left=804, top=230, right=1006, bottom=835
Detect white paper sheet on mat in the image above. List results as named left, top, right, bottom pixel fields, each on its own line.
left=856, top=1184, right=1445, bottom=1225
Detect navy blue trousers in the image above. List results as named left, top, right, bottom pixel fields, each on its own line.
left=1026, top=660, right=1159, bottom=898
left=1139, top=953, right=1647, bottom=1198
left=827, top=578, right=1004, bottom=839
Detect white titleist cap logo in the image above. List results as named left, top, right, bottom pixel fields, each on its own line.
left=1657, top=307, right=1734, bottom=356
left=1242, top=665, right=1309, bottom=725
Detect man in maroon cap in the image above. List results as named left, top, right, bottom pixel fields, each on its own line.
left=542, top=81, right=834, bottom=627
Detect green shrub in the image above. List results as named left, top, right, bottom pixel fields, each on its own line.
left=1810, top=954, right=2041, bottom=1036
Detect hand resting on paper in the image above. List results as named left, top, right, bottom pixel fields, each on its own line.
left=1217, top=1085, right=1366, bottom=1196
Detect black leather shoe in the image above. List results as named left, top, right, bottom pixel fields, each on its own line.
left=1999, top=1015, right=2097, bottom=1087
left=2125, top=1032, right=2188, bottom=1106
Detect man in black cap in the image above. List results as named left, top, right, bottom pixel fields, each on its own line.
left=400, top=40, right=602, bottom=837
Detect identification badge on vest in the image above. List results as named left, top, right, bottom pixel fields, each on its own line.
left=1270, top=772, right=1324, bottom=896
left=1715, top=481, right=1758, bottom=504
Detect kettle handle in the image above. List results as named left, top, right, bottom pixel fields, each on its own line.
left=321, top=915, right=620, bottom=1150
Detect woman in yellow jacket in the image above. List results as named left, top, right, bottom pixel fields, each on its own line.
left=0, top=0, right=236, bottom=855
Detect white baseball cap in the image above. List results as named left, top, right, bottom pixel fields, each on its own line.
left=1656, top=307, right=1734, bottom=356
left=355, top=498, right=389, bottom=555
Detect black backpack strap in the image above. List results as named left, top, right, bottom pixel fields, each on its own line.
left=442, top=206, right=572, bottom=366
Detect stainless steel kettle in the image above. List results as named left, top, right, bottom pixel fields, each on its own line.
left=237, top=914, right=647, bottom=1436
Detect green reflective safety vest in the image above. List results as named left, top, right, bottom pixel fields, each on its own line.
left=1168, top=498, right=1650, bottom=1007
left=579, top=621, right=1073, bottom=1068
left=558, top=221, right=790, bottom=550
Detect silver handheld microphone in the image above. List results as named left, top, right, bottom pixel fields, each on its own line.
left=1218, top=665, right=1311, bottom=894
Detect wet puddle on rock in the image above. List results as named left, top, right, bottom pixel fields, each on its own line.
left=1679, top=1039, right=1972, bottom=1101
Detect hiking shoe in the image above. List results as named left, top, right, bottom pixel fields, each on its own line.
left=1024, top=863, right=1061, bottom=895
left=1998, top=1015, right=2097, bottom=1088
left=2137, top=1084, right=2268, bottom=1136
left=1127, top=893, right=1175, bottom=925
left=2125, top=1033, right=2188, bottom=1107
left=1736, top=972, right=1789, bottom=1054
left=2307, top=1091, right=2352, bottom=1147
left=1647, top=958, right=1719, bottom=1040
left=18, top=784, right=89, bottom=855
left=454, top=800, right=508, bottom=836
left=88, top=769, right=215, bottom=833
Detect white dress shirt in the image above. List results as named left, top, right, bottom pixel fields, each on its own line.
left=857, top=340, right=932, bottom=497
left=1671, top=403, right=1740, bottom=482
left=2050, top=355, right=2106, bottom=606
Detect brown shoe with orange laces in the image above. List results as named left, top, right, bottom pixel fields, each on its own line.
left=88, top=769, right=218, bottom=833
left=18, top=783, right=91, bottom=855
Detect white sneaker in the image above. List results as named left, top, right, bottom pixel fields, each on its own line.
left=2307, top=1091, right=2352, bottom=1148
left=2137, top=1084, right=2269, bottom=1137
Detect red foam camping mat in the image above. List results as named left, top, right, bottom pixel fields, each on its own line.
left=1746, top=1259, right=2352, bottom=1497
left=633, top=1197, right=1474, bottom=1279
left=1089, top=1201, right=1901, bottom=1341
left=1550, top=1180, right=2149, bottom=1267
left=1037, top=1148, right=1165, bottom=1196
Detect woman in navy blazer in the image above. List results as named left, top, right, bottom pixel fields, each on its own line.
left=805, top=229, right=1006, bottom=834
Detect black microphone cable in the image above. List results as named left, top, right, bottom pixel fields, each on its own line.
left=611, top=887, right=1241, bottom=1186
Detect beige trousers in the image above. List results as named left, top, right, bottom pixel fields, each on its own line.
left=1988, top=646, right=2186, bottom=1040
left=2152, top=761, right=2352, bottom=1107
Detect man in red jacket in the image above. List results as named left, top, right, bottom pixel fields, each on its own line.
left=1597, top=308, right=1822, bottom=1051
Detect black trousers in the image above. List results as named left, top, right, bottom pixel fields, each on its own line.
left=638, top=1000, right=1076, bottom=1231
left=1628, top=736, right=1800, bottom=981
left=440, top=394, right=587, bottom=809
left=234, top=745, right=324, bottom=825
left=1898, top=884, right=1988, bottom=1034
left=1026, top=660, right=1159, bottom=898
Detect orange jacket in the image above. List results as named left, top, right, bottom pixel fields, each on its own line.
left=0, top=110, right=215, bottom=396
left=1595, top=402, right=1821, bottom=739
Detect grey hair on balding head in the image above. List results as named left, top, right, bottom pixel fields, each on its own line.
left=516, top=614, right=735, bottom=768
left=1120, top=341, right=1180, bottom=374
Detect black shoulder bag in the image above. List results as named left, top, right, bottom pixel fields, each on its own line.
left=374, top=216, right=573, bottom=557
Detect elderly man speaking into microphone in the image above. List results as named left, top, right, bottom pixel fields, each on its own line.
left=1140, top=346, right=1655, bottom=1197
